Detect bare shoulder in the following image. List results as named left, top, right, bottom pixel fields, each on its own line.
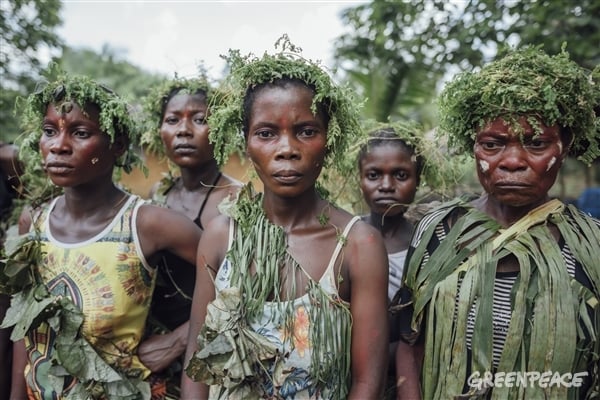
left=136, top=202, right=187, bottom=227
left=198, top=214, right=232, bottom=272
left=136, top=203, right=200, bottom=241
left=328, top=206, right=383, bottom=248
left=203, top=213, right=231, bottom=240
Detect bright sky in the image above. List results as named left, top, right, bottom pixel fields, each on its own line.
left=58, top=1, right=366, bottom=80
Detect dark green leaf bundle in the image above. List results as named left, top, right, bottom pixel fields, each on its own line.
left=15, top=70, right=142, bottom=202
left=438, top=46, right=599, bottom=164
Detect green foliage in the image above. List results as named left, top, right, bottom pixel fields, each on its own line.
left=0, top=0, right=63, bottom=142
left=0, top=226, right=151, bottom=399
left=334, top=0, right=600, bottom=125
left=334, top=1, right=444, bottom=124
left=15, top=68, right=143, bottom=204
left=141, top=75, right=214, bottom=159
left=59, top=46, right=165, bottom=101
left=438, top=47, right=600, bottom=165
left=208, top=35, right=363, bottom=173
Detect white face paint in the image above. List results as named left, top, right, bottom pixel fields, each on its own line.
left=546, top=156, right=557, bottom=171
left=479, top=160, right=490, bottom=172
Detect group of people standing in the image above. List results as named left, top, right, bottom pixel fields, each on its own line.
left=0, top=38, right=598, bottom=400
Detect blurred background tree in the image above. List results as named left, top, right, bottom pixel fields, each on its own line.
left=1, top=1, right=164, bottom=143
left=1, top=0, right=598, bottom=199
left=1, top=0, right=63, bottom=142
left=333, top=0, right=599, bottom=198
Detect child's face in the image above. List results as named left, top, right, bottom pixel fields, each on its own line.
left=359, top=144, right=418, bottom=216
left=40, top=102, right=114, bottom=188
left=246, top=84, right=327, bottom=198
left=160, top=93, right=213, bottom=168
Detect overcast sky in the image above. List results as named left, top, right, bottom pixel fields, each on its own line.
left=58, top=1, right=365, bottom=80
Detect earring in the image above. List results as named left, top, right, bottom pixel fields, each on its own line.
left=91, top=157, right=99, bottom=165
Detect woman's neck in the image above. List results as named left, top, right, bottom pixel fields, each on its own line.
left=63, top=183, right=128, bottom=218
left=472, top=193, right=552, bottom=227
left=179, top=160, right=221, bottom=191
left=262, top=188, right=325, bottom=230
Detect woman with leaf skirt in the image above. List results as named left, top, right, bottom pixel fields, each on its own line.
left=394, top=48, right=600, bottom=400
left=2, top=73, right=202, bottom=399
left=181, top=37, right=389, bottom=399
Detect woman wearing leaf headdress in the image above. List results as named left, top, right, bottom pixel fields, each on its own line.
left=357, top=120, right=457, bottom=399
left=181, top=37, right=389, bottom=399
left=137, top=76, right=241, bottom=398
left=395, top=47, right=600, bottom=399
left=2, top=73, right=202, bottom=399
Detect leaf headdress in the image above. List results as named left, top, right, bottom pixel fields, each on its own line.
left=141, top=75, right=214, bottom=160
left=438, top=46, right=600, bottom=164
left=208, top=35, right=363, bottom=171
left=15, top=71, right=142, bottom=203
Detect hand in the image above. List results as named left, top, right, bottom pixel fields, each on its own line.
left=138, top=324, right=187, bottom=373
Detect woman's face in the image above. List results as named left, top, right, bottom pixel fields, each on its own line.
left=474, top=116, right=566, bottom=208
left=160, top=93, right=213, bottom=168
left=359, top=144, right=418, bottom=217
left=40, top=102, right=117, bottom=188
left=246, top=84, right=328, bottom=198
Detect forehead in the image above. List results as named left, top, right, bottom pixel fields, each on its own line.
left=478, top=116, right=560, bottom=138
left=360, top=145, right=416, bottom=168
left=46, top=101, right=100, bottom=121
left=165, top=93, right=207, bottom=110
left=253, top=83, right=314, bottom=104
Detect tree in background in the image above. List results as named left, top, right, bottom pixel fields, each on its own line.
left=334, top=0, right=600, bottom=125
left=59, top=45, right=165, bottom=101
left=1, top=0, right=63, bottom=142
left=333, top=0, right=599, bottom=198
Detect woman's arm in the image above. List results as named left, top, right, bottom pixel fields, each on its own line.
left=9, top=340, right=27, bottom=400
left=136, top=204, right=202, bottom=266
left=347, top=222, right=390, bottom=399
left=180, top=215, right=229, bottom=399
left=395, top=340, right=423, bottom=399
left=138, top=321, right=189, bottom=373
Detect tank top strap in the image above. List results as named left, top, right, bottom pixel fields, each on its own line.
left=319, top=216, right=361, bottom=290
left=193, top=172, right=222, bottom=229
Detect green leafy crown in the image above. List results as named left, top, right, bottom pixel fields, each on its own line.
left=141, top=75, right=214, bottom=159
left=208, top=34, right=363, bottom=171
left=15, top=71, right=142, bottom=203
left=438, top=46, right=600, bottom=165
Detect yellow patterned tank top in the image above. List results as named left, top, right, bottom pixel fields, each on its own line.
left=24, top=194, right=155, bottom=399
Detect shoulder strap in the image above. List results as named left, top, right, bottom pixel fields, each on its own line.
left=325, top=216, right=361, bottom=272
left=194, top=172, right=222, bottom=228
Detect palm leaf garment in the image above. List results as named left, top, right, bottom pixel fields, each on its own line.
left=400, top=198, right=599, bottom=399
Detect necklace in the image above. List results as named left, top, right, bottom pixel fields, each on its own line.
left=112, top=192, right=129, bottom=211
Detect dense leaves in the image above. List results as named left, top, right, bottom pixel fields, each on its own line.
left=334, top=0, right=600, bottom=124
left=0, top=0, right=63, bottom=142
